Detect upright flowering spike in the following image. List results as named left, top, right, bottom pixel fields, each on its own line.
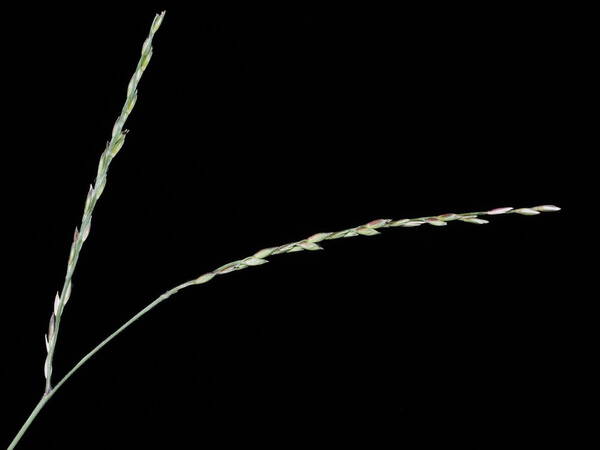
left=39, top=12, right=166, bottom=397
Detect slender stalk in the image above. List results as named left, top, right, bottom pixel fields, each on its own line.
left=43, top=11, right=166, bottom=394
left=7, top=203, right=559, bottom=449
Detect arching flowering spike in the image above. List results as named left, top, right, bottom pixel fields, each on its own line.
left=532, top=205, right=561, bottom=212
left=513, top=208, right=540, bottom=216
left=487, top=207, right=513, bottom=215
left=14, top=193, right=559, bottom=449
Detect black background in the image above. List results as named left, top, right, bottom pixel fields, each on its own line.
left=3, top=4, right=578, bottom=449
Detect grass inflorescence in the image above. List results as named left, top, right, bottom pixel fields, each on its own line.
left=6, top=11, right=560, bottom=450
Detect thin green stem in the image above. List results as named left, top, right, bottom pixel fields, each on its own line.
left=7, top=396, right=51, bottom=450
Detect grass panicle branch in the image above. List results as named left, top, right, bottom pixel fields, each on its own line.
left=10, top=195, right=559, bottom=449
left=10, top=202, right=560, bottom=448
left=42, top=11, right=165, bottom=396
left=7, top=11, right=166, bottom=450
left=192, top=204, right=562, bottom=280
